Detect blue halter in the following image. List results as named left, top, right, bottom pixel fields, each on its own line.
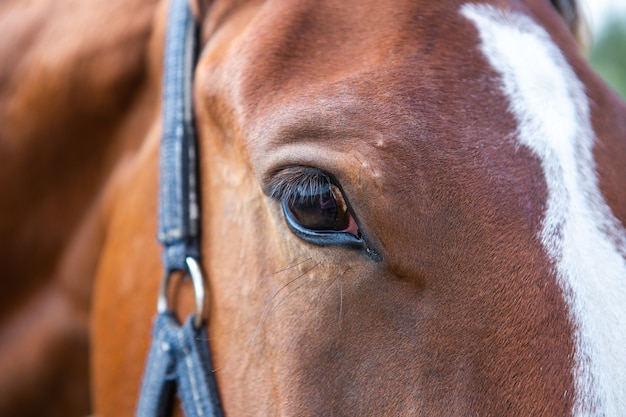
left=136, top=0, right=224, bottom=416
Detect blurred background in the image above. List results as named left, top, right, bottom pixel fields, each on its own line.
left=581, top=0, right=626, bottom=98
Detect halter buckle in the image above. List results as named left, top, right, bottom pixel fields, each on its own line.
left=157, top=256, right=206, bottom=329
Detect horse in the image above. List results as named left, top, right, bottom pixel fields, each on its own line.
left=1, top=0, right=625, bottom=415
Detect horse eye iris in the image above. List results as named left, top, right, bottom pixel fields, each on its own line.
left=287, top=183, right=350, bottom=231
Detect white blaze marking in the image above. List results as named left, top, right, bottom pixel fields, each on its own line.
left=462, top=4, right=626, bottom=416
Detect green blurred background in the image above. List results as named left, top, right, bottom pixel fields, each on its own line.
left=585, top=2, right=626, bottom=99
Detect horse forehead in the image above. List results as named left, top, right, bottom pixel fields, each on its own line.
left=222, top=0, right=494, bottom=121
left=212, top=1, right=522, bottom=175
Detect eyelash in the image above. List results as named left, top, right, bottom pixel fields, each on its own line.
left=268, top=167, right=333, bottom=205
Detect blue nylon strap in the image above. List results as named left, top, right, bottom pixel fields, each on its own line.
left=137, top=314, right=224, bottom=417
left=157, top=0, right=201, bottom=272
left=137, top=0, right=224, bottom=416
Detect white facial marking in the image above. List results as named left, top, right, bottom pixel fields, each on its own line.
left=462, top=4, right=626, bottom=416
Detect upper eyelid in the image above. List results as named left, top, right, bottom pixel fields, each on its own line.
left=267, top=167, right=334, bottom=202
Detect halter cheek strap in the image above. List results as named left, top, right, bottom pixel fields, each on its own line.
left=137, top=314, right=223, bottom=417
left=136, top=0, right=224, bottom=415
left=157, top=0, right=200, bottom=272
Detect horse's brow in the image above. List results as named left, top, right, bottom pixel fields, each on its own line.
left=269, top=121, right=345, bottom=145
left=257, top=105, right=372, bottom=147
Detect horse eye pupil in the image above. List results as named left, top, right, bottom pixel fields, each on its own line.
left=287, top=184, right=349, bottom=231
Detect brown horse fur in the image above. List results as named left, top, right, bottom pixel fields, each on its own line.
left=0, top=0, right=159, bottom=415
left=1, top=0, right=625, bottom=416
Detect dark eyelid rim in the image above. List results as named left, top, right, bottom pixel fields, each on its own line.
left=281, top=200, right=365, bottom=248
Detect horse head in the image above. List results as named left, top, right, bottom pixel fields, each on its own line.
left=80, top=0, right=626, bottom=415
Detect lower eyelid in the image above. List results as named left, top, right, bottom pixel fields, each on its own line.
left=281, top=200, right=365, bottom=248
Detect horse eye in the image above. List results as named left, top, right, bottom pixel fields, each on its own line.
left=286, top=182, right=352, bottom=232
left=270, top=167, right=364, bottom=247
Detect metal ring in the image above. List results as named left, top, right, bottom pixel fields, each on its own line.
left=157, top=256, right=206, bottom=329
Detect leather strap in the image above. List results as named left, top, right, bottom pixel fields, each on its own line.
left=137, top=0, right=224, bottom=415
left=157, top=0, right=201, bottom=273
left=137, top=314, right=223, bottom=417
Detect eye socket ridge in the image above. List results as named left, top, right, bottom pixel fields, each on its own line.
left=268, top=166, right=363, bottom=247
